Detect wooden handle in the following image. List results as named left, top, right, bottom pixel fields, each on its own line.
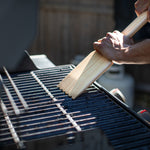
left=58, top=11, right=148, bottom=99
left=122, top=11, right=147, bottom=37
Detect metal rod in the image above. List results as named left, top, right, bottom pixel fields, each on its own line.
left=3, top=67, right=28, bottom=110
left=0, top=75, right=20, bottom=115
left=0, top=99, right=8, bottom=114
left=4, top=86, right=20, bottom=115
left=31, top=71, right=82, bottom=132
left=0, top=100, right=25, bottom=149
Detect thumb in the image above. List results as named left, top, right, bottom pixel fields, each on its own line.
left=93, top=42, right=102, bottom=54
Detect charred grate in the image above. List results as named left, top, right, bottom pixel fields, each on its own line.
left=0, top=65, right=150, bottom=150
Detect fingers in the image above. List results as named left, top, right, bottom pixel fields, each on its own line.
left=93, top=41, right=104, bottom=55
left=93, top=41, right=101, bottom=53
left=113, top=30, right=121, bottom=34
left=98, top=30, right=121, bottom=43
left=97, top=39, right=102, bottom=42
left=135, top=0, right=145, bottom=15
left=106, top=32, right=115, bottom=39
left=109, top=30, right=133, bottom=46
left=93, top=37, right=112, bottom=54
left=134, top=0, right=150, bottom=22
left=95, top=31, right=121, bottom=51
left=106, top=31, right=124, bottom=46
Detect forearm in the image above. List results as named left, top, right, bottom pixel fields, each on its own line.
left=93, top=32, right=150, bottom=65
left=121, top=39, right=150, bottom=64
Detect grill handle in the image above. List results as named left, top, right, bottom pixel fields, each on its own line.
left=122, top=11, right=147, bottom=37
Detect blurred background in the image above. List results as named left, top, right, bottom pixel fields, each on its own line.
left=1, top=0, right=150, bottom=111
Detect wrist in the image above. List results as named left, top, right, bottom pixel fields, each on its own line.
left=122, top=39, right=150, bottom=64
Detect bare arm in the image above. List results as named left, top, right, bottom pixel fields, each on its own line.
left=93, top=31, right=150, bottom=64
left=93, top=0, right=150, bottom=65
left=120, top=39, right=150, bottom=64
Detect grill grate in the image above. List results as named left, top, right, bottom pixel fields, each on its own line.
left=0, top=65, right=150, bottom=150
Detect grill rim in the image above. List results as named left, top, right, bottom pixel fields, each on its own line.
left=93, top=81, right=150, bottom=129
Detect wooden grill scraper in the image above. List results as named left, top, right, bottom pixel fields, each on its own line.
left=58, top=11, right=148, bottom=99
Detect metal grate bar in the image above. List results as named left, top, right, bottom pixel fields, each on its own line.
left=31, top=71, right=82, bottom=132
left=0, top=75, right=20, bottom=115
left=1, top=65, right=150, bottom=150
left=3, top=67, right=28, bottom=111
left=0, top=100, right=24, bottom=149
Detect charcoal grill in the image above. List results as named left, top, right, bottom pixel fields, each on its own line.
left=0, top=56, right=150, bottom=150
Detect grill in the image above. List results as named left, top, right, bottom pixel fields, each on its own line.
left=0, top=64, right=150, bottom=150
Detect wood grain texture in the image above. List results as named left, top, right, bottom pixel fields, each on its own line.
left=122, top=11, right=147, bottom=37
left=58, top=11, right=147, bottom=99
left=58, top=51, right=112, bottom=99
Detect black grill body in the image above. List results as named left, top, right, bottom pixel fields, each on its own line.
left=0, top=65, right=150, bottom=150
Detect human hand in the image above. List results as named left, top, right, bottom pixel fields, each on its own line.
left=93, top=30, right=133, bottom=64
left=135, top=0, right=150, bottom=22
